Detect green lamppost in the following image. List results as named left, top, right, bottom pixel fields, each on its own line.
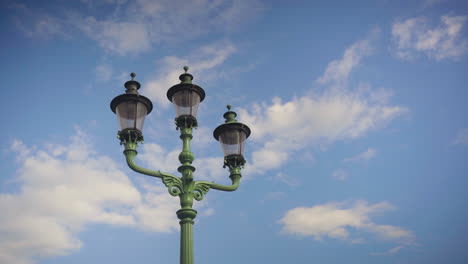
left=110, top=67, right=251, bottom=264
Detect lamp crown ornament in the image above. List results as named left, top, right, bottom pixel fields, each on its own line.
left=223, top=104, right=238, bottom=123
left=124, top=72, right=141, bottom=94
left=179, top=66, right=194, bottom=84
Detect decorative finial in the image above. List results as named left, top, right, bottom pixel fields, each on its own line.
left=183, top=66, right=189, bottom=73
left=223, top=105, right=237, bottom=123
left=124, top=72, right=141, bottom=92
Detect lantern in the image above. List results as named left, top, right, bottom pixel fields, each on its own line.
left=167, top=66, right=205, bottom=122
left=110, top=73, right=153, bottom=141
left=213, top=105, right=251, bottom=166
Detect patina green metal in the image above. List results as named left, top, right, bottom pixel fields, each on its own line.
left=112, top=67, right=249, bottom=264
left=213, top=105, right=251, bottom=168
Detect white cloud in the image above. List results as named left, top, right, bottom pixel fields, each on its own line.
left=142, top=42, right=236, bottom=108
left=0, top=128, right=184, bottom=264
left=392, top=15, right=468, bottom=60
left=343, top=148, right=377, bottom=162
left=280, top=200, right=414, bottom=249
left=317, top=39, right=373, bottom=84
left=331, top=169, right=348, bottom=181
left=241, top=88, right=405, bottom=174
left=453, top=128, right=468, bottom=145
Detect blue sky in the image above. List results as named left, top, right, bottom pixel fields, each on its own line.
left=1, top=0, right=467, bottom=263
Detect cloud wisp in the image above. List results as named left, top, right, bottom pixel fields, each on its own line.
left=343, top=148, right=377, bottom=162
left=331, top=169, right=349, bottom=181
left=453, top=128, right=468, bottom=145
left=10, top=0, right=262, bottom=55
left=280, top=200, right=414, bottom=251
left=316, top=38, right=373, bottom=85
left=392, top=15, right=468, bottom=61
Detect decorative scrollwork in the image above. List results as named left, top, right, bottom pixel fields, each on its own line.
left=162, top=175, right=183, bottom=197
left=192, top=182, right=211, bottom=201
left=118, top=129, right=144, bottom=146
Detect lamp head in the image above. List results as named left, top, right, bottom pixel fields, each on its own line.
left=110, top=73, right=153, bottom=143
left=213, top=105, right=251, bottom=167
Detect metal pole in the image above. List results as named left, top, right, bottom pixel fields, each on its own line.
left=177, top=209, right=197, bottom=264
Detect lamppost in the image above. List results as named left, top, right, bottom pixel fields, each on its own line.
left=110, top=67, right=251, bottom=264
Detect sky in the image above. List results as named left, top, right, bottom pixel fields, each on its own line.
left=0, top=0, right=467, bottom=263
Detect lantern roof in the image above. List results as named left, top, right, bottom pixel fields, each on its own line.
left=213, top=105, right=251, bottom=141
left=167, top=66, right=206, bottom=103
left=110, top=73, right=153, bottom=114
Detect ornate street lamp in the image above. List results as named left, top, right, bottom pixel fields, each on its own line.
left=110, top=72, right=153, bottom=143
left=167, top=66, right=205, bottom=127
left=214, top=105, right=251, bottom=168
left=110, top=67, right=251, bottom=264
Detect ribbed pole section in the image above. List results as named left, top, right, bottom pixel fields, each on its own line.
left=177, top=208, right=197, bottom=264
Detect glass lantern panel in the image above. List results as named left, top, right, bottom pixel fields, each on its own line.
left=116, top=101, right=148, bottom=131
left=219, top=129, right=247, bottom=157
left=172, top=90, right=201, bottom=118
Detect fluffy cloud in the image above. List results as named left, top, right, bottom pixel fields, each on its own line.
left=280, top=200, right=413, bottom=246
left=241, top=88, right=404, bottom=174
left=343, top=148, right=377, bottom=162
left=0, top=128, right=185, bottom=264
left=392, top=15, right=468, bottom=60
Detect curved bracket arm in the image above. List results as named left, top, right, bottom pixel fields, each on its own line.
left=208, top=166, right=242, bottom=192
left=191, top=175, right=240, bottom=202
left=124, top=149, right=182, bottom=196
left=208, top=175, right=241, bottom=192
left=124, top=149, right=177, bottom=179
left=191, top=168, right=241, bottom=201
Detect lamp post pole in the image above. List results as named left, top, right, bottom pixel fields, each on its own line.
left=110, top=67, right=251, bottom=264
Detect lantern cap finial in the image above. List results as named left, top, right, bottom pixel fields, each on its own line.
left=223, top=104, right=237, bottom=123
left=179, top=66, right=193, bottom=84
left=124, top=72, right=141, bottom=93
